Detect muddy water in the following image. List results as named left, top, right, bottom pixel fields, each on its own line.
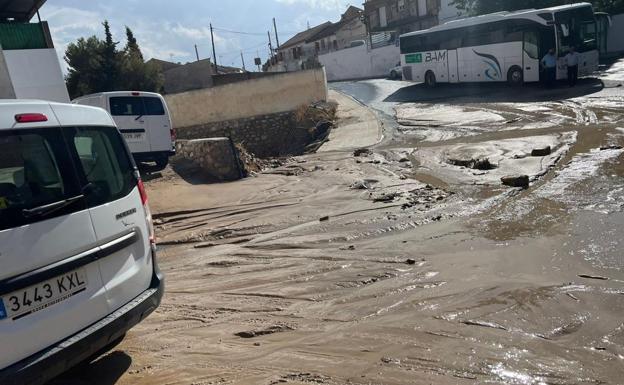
left=52, top=66, right=624, bottom=385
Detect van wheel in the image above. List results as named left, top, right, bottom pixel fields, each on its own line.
left=390, top=70, right=398, bottom=80
left=154, top=156, right=169, bottom=171
left=507, top=66, right=523, bottom=86
left=425, top=71, right=436, bottom=87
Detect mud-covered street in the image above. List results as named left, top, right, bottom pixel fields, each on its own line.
left=54, top=62, right=624, bottom=385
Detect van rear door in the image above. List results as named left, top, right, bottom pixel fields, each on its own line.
left=142, top=96, right=173, bottom=153
left=63, top=126, right=154, bottom=312
left=109, top=95, right=151, bottom=154
left=0, top=124, right=110, bottom=370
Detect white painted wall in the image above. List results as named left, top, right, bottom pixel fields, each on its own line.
left=439, top=1, right=464, bottom=23
left=319, top=44, right=401, bottom=81
left=165, top=68, right=328, bottom=128
left=607, top=14, right=624, bottom=54
left=3, top=49, right=69, bottom=103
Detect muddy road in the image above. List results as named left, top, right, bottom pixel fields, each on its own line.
left=52, top=63, right=624, bottom=385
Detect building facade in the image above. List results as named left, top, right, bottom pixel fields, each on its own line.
left=0, top=0, right=69, bottom=102
left=363, top=0, right=463, bottom=40
left=270, top=6, right=367, bottom=72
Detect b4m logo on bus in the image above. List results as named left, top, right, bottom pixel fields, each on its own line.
left=473, top=50, right=502, bottom=80
left=406, top=53, right=422, bottom=63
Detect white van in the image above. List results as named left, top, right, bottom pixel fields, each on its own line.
left=73, top=91, right=175, bottom=170
left=0, top=100, right=163, bottom=384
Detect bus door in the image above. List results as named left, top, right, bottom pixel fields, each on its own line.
left=523, top=31, right=540, bottom=82
left=448, top=50, right=459, bottom=83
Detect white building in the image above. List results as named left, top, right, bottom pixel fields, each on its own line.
left=0, top=0, right=69, bottom=103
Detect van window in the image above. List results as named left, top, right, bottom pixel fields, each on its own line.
left=67, top=127, right=136, bottom=207
left=0, top=128, right=84, bottom=231
left=143, top=97, right=165, bottom=115
left=109, top=96, right=165, bottom=116
left=110, top=97, right=144, bottom=116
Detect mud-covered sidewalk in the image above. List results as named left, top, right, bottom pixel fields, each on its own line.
left=53, top=70, right=624, bottom=385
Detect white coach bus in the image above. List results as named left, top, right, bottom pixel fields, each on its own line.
left=399, top=3, right=599, bottom=86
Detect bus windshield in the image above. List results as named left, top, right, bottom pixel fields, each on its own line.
left=555, top=5, right=597, bottom=55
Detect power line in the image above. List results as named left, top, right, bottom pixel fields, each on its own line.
left=212, top=26, right=298, bottom=36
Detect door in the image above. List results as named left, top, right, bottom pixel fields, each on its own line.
left=523, top=31, right=540, bottom=83
left=142, top=96, right=172, bottom=153
left=67, top=126, right=153, bottom=313
left=109, top=96, right=151, bottom=154
left=447, top=49, right=459, bottom=83
left=379, top=6, right=387, bottom=28
left=0, top=126, right=110, bottom=370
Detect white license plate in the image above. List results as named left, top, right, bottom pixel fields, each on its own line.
left=123, top=133, right=146, bottom=143
left=0, top=269, right=88, bottom=321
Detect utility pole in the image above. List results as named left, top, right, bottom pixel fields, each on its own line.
left=210, top=23, right=218, bottom=73
left=240, top=51, right=246, bottom=71
left=257, top=50, right=261, bottom=72
left=194, top=44, right=200, bottom=62
left=268, top=31, right=274, bottom=58
left=273, top=18, right=280, bottom=48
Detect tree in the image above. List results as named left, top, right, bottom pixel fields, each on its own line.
left=65, top=36, right=105, bottom=99
left=120, top=27, right=163, bottom=91
left=125, top=26, right=143, bottom=61
left=100, top=20, right=120, bottom=91
left=65, top=22, right=163, bottom=99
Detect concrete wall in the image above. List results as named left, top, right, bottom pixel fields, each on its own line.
left=607, top=14, right=624, bottom=54
left=212, top=71, right=284, bottom=87
left=319, top=44, right=400, bottom=81
left=438, top=1, right=464, bottom=23
left=165, top=68, right=328, bottom=129
left=177, top=138, right=242, bottom=181
left=163, top=59, right=215, bottom=94
left=2, top=48, right=69, bottom=102
left=0, top=50, right=16, bottom=99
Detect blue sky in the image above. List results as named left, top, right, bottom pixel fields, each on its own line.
left=39, top=0, right=358, bottom=70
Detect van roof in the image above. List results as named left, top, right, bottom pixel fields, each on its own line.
left=0, top=99, right=116, bottom=129
left=73, top=91, right=163, bottom=101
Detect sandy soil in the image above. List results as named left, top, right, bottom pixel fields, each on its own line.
left=52, top=67, right=624, bottom=385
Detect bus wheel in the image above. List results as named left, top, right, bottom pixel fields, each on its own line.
left=507, top=66, right=523, bottom=86
left=425, top=71, right=436, bottom=87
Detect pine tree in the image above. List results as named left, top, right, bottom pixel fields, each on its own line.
left=65, top=21, right=163, bottom=98
left=101, top=20, right=120, bottom=91
left=125, top=26, right=143, bottom=61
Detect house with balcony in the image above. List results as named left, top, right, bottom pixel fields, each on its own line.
left=269, top=6, right=368, bottom=72
left=363, top=0, right=463, bottom=47
left=0, top=0, right=69, bottom=102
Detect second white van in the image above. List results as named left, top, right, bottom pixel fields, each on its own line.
left=73, top=91, right=176, bottom=170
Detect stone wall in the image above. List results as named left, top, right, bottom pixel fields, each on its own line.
left=176, top=138, right=243, bottom=181
left=176, top=110, right=318, bottom=158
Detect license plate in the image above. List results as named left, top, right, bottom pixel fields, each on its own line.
left=123, top=132, right=146, bottom=143
left=0, top=269, right=88, bottom=321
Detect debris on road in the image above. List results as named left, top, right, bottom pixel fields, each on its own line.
left=531, top=146, right=552, bottom=156
left=354, top=148, right=372, bottom=157
left=578, top=274, right=609, bottom=280
left=235, top=325, right=294, bottom=339
left=501, top=174, right=530, bottom=188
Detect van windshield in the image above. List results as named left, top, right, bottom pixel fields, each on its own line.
left=0, top=128, right=83, bottom=231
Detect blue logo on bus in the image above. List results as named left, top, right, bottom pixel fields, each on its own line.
left=0, top=300, right=6, bottom=320
left=473, top=50, right=502, bottom=80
